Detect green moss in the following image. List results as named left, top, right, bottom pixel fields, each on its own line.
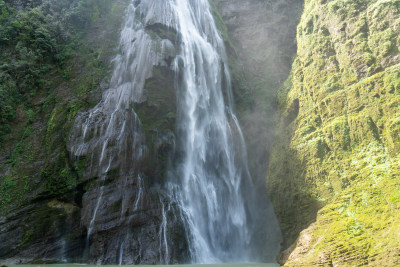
left=208, top=0, right=234, bottom=49
left=39, top=149, right=78, bottom=196
left=136, top=66, right=176, bottom=132
left=267, top=0, right=400, bottom=265
left=0, top=0, right=127, bottom=217
left=20, top=228, right=34, bottom=248
left=4, top=125, right=33, bottom=167
left=91, top=5, right=100, bottom=22
left=19, top=205, right=68, bottom=250
left=0, top=175, right=17, bottom=210
left=74, top=156, right=86, bottom=178
left=365, top=115, right=380, bottom=141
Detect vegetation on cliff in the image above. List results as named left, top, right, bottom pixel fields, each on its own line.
left=0, top=0, right=127, bottom=260
left=3, top=0, right=400, bottom=264
left=267, top=0, right=400, bottom=265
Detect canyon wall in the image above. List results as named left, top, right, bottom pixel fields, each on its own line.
left=3, top=0, right=399, bottom=266
left=266, top=0, right=400, bottom=265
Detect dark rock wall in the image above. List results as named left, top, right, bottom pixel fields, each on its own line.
left=65, top=2, right=187, bottom=264
left=213, top=0, right=303, bottom=196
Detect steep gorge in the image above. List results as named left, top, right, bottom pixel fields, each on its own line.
left=1, top=0, right=291, bottom=264
left=1, top=0, right=400, bottom=266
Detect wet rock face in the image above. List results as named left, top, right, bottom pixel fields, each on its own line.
left=213, top=0, right=303, bottom=194
left=66, top=1, right=186, bottom=264
left=215, top=0, right=302, bottom=84
left=0, top=202, right=85, bottom=264
left=82, top=183, right=187, bottom=264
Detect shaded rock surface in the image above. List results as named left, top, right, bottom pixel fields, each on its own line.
left=0, top=202, right=85, bottom=264
left=214, top=0, right=303, bottom=184
left=212, top=0, right=303, bottom=259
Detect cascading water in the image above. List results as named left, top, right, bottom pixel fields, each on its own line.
left=67, top=0, right=180, bottom=263
left=165, top=0, right=262, bottom=263
left=68, top=0, right=280, bottom=264
left=69, top=0, right=150, bottom=244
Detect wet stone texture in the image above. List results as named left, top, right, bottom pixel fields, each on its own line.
left=66, top=0, right=186, bottom=264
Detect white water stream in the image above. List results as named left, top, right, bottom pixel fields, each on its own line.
left=166, top=0, right=257, bottom=263
left=69, top=0, right=278, bottom=264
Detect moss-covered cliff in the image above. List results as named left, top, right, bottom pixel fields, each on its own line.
left=1, top=0, right=187, bottom=263
left=0, top=0, right=128, bottom=262
left=267, top=0, right=400, bottom=265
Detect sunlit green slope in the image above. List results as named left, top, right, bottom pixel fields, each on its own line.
left=267, top=0, right=400, bottom=265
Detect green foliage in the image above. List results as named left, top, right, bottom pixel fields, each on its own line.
left=0, top=0, right=125, bottom=218
left=267, top=0, right=400, bottom=265
left=40, top=150, right=77, bottom=195
left=0, top=175, right=17, bottom=208
left=0, top=0, right=116, bottom=142
left=19, top=204, right=68, bottom=250
left=5, top=125, right=33, bottom=167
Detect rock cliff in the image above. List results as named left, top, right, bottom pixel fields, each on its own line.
left=267, top=0, right=400, bottom=265
left=212, top=0, right=303, bottom=259
left=3, top=0, right=399, bottom=265
left=214, top=0, right=303, bottom=187
left=0, top=0, right=187, bottom=264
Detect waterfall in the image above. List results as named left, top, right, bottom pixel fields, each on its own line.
left=69, top=0, right=151, bottom=247
left=166, top=0, right=258, bottom=263
left=68, top=0, right=278, bottom=264
left=67, top=1, right=174, bottom=263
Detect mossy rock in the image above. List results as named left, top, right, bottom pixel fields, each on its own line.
left=0, top=0, right=128, bottom=261
left=267, top=0, right=400, bottom=265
